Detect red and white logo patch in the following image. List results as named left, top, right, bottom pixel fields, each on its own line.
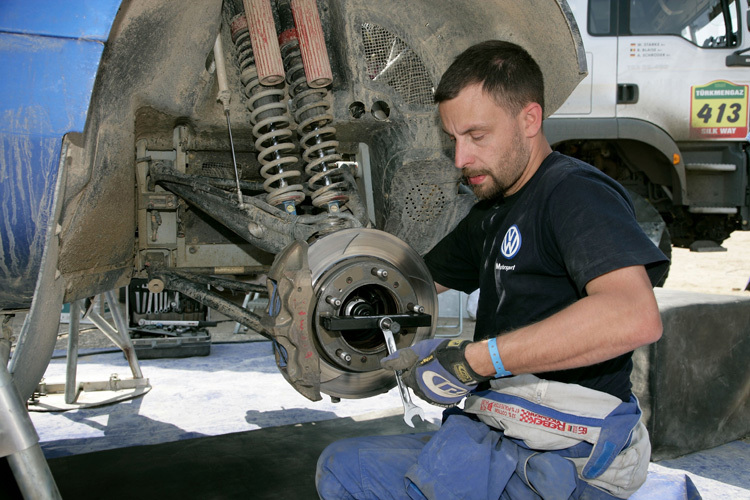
left=475, top=399, right=591, bottom=437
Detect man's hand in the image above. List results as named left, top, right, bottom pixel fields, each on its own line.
left=381, top=339, right=491, bottom=407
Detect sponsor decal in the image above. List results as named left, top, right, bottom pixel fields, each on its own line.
left=690, top=80, right=748, bottom=139
left=520, top=409, right=569, bottom=432
left=500, top=225, right=522, bottom=259
left=417, top=354, right=435, bottom=367
left=477, top=400, right=590, bottom=436
left=452, top=362, right=473, bottom=384
left=421, top=370, right=469, bottom=398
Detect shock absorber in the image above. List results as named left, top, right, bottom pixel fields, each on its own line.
left=230, top=11, right=304, bottom=214
left=279, top=0, right=348, bottom=212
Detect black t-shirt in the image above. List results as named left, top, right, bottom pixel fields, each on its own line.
left=424, top=152, right=669, bottom=401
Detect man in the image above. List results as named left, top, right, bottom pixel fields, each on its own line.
left=316, top=40, right=668, bottom=499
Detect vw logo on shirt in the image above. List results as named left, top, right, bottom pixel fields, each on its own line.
left=501, top=224, right=522, bottom=259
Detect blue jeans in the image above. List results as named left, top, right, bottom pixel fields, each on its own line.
left=316, top=432, right=433, bottom=499
left=315, top=414, right=620, bottom=500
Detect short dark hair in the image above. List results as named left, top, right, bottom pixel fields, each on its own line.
left=434, top=40, right=544, bottom=116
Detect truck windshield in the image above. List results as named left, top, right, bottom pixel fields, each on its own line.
left=629, top=0, right=739, bottom=47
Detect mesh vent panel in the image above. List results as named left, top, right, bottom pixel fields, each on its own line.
left=361, top=23, right=434, bottom=106
left=201, top=162, right=235, bottom=178
left=404, top=184, right=446, bottom=222
left=188, top=151, right=260, bottom=180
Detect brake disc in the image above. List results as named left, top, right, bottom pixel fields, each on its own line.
left=264, top=228, right=436, bottom=401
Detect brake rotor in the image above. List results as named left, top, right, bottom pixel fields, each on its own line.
left=264, top=228, right=436, bottom=400
left=310, top=228, right=437, bottom=399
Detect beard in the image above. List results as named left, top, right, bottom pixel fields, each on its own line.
left=464, top=130, right=530, bottom=200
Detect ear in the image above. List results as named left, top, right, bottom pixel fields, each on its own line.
left=520, top=102, right=544, bottom=138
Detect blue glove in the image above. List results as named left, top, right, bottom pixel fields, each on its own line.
left=381, top=339, right=491, bottom=407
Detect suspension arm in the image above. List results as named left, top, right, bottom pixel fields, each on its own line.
left=151, top=270, right=274, bottom=340
left=150, top=162, right=362, bottom=253
left=168, top=268, right=268, bottom=295
left=160, top=180, right=296, bottom=253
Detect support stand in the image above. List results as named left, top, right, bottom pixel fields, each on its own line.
left=29, top=290, right=151, bottom=412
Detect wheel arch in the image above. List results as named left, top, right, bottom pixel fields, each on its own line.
left=544, top=117, right=689, bottom=205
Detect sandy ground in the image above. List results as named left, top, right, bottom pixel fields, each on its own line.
left=661, top=230, right=750, bottom=296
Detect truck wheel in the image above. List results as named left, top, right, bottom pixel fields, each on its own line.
left=628, top=190, right=672, bottom=287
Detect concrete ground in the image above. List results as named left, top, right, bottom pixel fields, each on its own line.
left=11, top=320, right=750, bottom=499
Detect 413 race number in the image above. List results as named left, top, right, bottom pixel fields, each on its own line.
left=690, top=80, right=748, bottom=139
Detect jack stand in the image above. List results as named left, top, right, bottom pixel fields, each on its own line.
left=29, top=290, right=151, bottom=412
left=1, top=362, right=61, bottom=499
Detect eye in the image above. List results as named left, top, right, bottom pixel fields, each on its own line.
left=470, top=134, right=485, bottom=142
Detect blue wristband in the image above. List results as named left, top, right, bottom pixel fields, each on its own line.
left=487, top=337, right=512, bottom=378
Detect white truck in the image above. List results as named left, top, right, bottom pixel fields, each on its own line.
left=546, top=0, right=750, bottom=256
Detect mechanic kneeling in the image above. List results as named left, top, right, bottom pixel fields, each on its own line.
left=316, top=40, right=668, bottom=500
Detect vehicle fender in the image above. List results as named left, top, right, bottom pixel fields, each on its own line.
left=544, top=117, right=688, bottom=204
left=0, top=0, right=122, bottom=310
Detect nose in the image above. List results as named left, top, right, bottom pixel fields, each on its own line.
left=453, top=139, right=472, bottom=170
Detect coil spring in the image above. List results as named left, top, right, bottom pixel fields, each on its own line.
left=281, top=36, right=347, bottom=210
left=231, top=14, right=304, bottom=211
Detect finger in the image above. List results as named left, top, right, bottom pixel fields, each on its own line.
left=381, top=351, right=400, bottom=363
left=380, top=356, right=409, bottom=371
left=380, top=349, right=417, bottom=370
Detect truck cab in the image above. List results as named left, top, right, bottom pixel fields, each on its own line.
left=547, top=0, right=750, bottom=248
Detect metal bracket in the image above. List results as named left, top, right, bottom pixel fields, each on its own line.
left=320, top=312, right=431, bottom=331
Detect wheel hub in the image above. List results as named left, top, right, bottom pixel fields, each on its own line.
left=264, top=228, right=436, bottom=400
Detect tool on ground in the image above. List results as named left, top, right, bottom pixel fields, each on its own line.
left=379, top=317, right=425, bottom=428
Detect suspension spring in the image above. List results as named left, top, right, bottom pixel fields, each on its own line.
left=279, top=29, right=347, bottom=211
left=230, top=14, right=304, bottom=213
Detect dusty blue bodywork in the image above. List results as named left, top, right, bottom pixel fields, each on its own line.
left=0, top=0, right=121, bottom=309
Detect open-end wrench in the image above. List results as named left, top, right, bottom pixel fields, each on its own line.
left=379, top=317, right=425, bottom=428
